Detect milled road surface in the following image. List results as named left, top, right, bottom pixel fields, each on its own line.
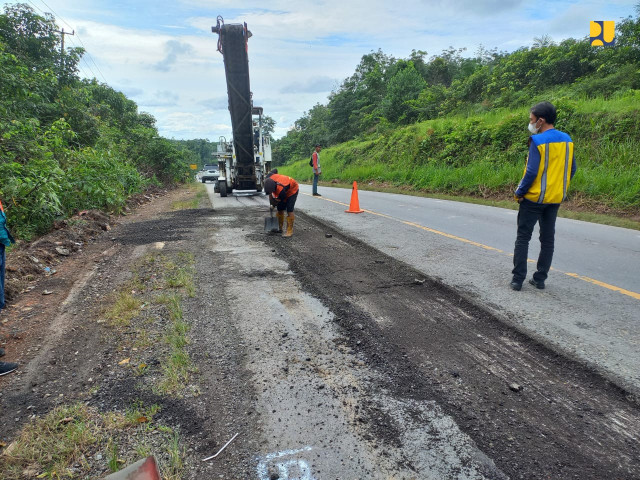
left=294, top=184, right=640, bottom=394
left=201, top=187, right=639, bottom=479
left=206, top=195, right=505, bottom=479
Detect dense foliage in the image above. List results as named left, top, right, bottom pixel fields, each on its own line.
left=171, top=115, right=275, bottom=167
left=0, top=4, right=194, bottom=239
left=282, top=93, right=640, bottom=210
left=171, top=139, right=217, bottom=167
left=273, top=9, right=640, bottom=167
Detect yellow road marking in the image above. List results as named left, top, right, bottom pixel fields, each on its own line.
left=564, top=273, right=640, bottom=300
left=302, top=192, right=640, bottom=300
left=401, top=220, right=505, bottom=253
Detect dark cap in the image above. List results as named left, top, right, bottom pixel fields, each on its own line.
left=315, top=144, right=321, bottom=147
left=264, top=178, right=276, bottom=194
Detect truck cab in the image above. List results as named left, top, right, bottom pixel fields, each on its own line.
left=212, top=108, right=272, bottom=197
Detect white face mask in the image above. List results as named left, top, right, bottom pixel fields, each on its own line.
left=528, top=121, right=539, bottom=134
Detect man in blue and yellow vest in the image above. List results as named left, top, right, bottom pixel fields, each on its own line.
left=511, top=101, right=576, bottom=291
left=0, top=198, right=19, bottom=376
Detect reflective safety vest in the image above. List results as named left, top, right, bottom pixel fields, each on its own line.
left=516, top=129, right=576, bottom=204
left=270, top=174, right=299, bottom=200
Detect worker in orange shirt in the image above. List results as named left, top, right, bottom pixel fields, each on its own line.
left=264, top=173, right=299, bottom=237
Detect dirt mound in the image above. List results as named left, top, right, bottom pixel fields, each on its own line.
left=4, top=189, right=168, bottom=303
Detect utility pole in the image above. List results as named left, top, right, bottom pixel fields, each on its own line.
left=54, top=28, right=75, bottom=74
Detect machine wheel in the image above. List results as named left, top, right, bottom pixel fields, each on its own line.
left=201, top=178, right=206, bottom=183
left=219, top=181, right=228, bottom=197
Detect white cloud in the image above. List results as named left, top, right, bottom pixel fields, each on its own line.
left=279, top=76, right=337, bottom=94
left=153, top=40, right=195, bottom=72
left=3, top=0, right=638, bottom=140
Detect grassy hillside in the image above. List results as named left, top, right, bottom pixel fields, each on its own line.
left=280, top=91, right=640, bottom=215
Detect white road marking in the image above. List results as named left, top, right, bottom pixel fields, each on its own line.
left=257, top=446, right=315, bottom=480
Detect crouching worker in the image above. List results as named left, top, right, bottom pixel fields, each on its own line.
left=264, top=173, right=299, bottom=238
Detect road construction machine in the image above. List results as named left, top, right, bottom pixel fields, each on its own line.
left=211, top=16, right=272, bottom=197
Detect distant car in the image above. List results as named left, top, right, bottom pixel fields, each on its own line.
left=201, top=165, right=220, bottom=183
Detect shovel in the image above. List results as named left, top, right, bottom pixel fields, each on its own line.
left=264, top=207, right=279, bottom=233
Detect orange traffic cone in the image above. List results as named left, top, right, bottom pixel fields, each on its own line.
left=345, top=181, right=364, bottom=213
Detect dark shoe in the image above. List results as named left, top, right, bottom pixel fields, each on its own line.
left=0, top=361, right=18, bottom=376
left=312, top=193, right=321, bottom=196
left=529, top=278, right=545, bottom=289
left=510, top=281, right=522, bottom=291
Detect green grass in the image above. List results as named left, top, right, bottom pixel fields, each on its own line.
left=171, top=182, right=207, bottom=210
left=109, top=251, right=198, bottom=397
left=165, top=432, right=185, bottom=480
left=164, top=253, right=196, bottom=298
left=279, top=92, right=640, bottom=222
left=0, top=402, right=183, bottom=480
left=107, top=438, right=120, bottom=472
left=154, top=293, right=196, bottom=395
left=104, top=291, right=142, bottom=327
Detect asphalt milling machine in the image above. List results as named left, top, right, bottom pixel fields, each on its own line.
left=211, top=16, right=272, bottom=197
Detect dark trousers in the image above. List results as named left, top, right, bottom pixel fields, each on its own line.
left=512, top=200, right=560, bottom=285
left=0, top=244, right=5, bottom=310
left=276, top=192, right=298, bottom=213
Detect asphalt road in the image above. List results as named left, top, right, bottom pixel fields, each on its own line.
left=294, top=184, right=640, bottom=393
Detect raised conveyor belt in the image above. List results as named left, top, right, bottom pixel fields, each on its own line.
left=218, top=23, right=256, bottom=188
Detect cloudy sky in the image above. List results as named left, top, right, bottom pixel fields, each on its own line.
left=2, top=0, right=637, bottom=140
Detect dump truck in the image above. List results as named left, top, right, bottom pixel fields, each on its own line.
left=211, top=16, right=272, bottom=197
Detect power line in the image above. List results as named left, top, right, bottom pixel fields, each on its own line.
left=19, top=2, right=98, bottom=83
left=28, top=0, right=109, bottom=84
left=36, top=0, right=73, bottom=31
left=71, top=34, right=108, bottom=84
left=24, top=0, right=47, bottom=18
left=63, top=34, right=100, bottom=80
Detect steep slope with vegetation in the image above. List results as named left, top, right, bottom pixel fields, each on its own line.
left=0, top=4, right=197, bottom=239
left=275, top=7, right=640, bottom=214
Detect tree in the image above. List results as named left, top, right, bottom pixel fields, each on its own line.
left=532, top=35, right=555, bottom=49
left=271, top=6, right=640, bottom=162
left=326, top=50, right=396, bottom=142
left=0, top=3, right=58, bottom=68
left=382, top=62, right=426, bottom=123
left=0, top=3, right=83, bottom=80
left=262, top=115, right=276, bottom=138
